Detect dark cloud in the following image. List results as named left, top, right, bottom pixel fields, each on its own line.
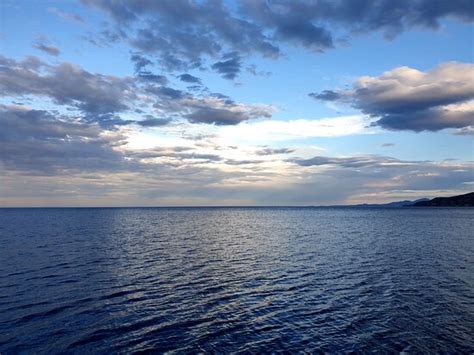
left=136, top=71, right=168, bottom=85
left=0, top=55, right=134, bottom=120
left=309, top=90, right=340, bottom=101
left=153, top=86, right=185, bottom=100
left=186, top=101, right=272, bottom=125
left=278, top=21, right=333, bottom=51
left=135, top=73, right=272, bottom=126
left=137, top=116, right=171, bottom=127
left=186, top=84, right=205, bottom=92
left=374, top=109, right=474, bottom=131
left=0, top=55, right=271, bottom=128
left=211, top=52, right=241, bottom=80
left=131, top=28, right=218, bottom=71
left=0, top=105, right=126, bottom=174
left=255, top=147, right=295, bottom=156
left=312, top=62, right=474, bottom=131
left=242, top=1, right=334, bottom=51
left=81, top=0, right=473, bottom=82
left=187, top=107, right=250, bottom=125
left=82, top=0, right=278, bottom=76
left=178, top=73, right=202, bottom=84
left=82, top=0, right=279, bottom=54
left=130, top=53, right=153, bottom=72
left=242, top=0, right=474, bottom=44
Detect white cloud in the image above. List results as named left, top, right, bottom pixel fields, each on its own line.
left=216, top=115, right=375, bottom=144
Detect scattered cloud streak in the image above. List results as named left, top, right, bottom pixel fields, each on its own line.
left=33, top=37, right=61, bottom=56
left=48, top=7, right=85, bottom=24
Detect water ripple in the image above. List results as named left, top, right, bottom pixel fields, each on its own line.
left=0, top=207, right=473, bottom=353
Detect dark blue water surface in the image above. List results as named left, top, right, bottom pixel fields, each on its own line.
left=0, top=207, right=473, bottom=353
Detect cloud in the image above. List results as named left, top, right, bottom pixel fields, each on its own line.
left=81, top=0, right=473, bottom=80
left=130, top=147, right=222, bottom=162
left=178, top=73, right=202, bottom=84
left=186, top=106, right=267, bottom=126
left=311, top=62, right=474, bottom=131
left=137, top=116, right=171, bottom=127
left=136, top=71, right=168, bottom=85
left=82, top=0, right=278, bottom=75
left=0, top=105, right=126, bottom=174
left=184, top=97, right=274, bottom=125
left=48, top=7, right=85, bottom=24
left=0, top=104, right=471, bottom=206
left=142, top=84, right=271, bottom=126
left=2, top=114, right=472, bottom=205
left=286, top=154, right=474, bottom=204
left=246, top=64, right=272, bottom=77
left=217, top=115, right=373, bottom=143
left=149, top=86, right=186, bottom=100
left=211, top=52, right=241, bottom=80
left=0, top=55, right=273, bottom=128
left=242, top=0, right=474, bottom=44
left=130, top=52, right=153, bottom=72
left=309, top=90, right=340, bottom=101
left=454, top=126, right=474, bottom=136
left=0, top=55, right=134, bottom=121
left=242, top=1, right=334, bottom=52
left=33, top=38, right=61, bottom=56
left=255, top=147, right=295, bottom=156
left=289, top=155, right=414, bottom=168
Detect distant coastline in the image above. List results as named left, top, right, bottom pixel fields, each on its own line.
left=1, top=192, right=473, bottom=209
left=333, top=192, right=474, bottom=208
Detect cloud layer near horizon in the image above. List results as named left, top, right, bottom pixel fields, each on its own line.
left=1, top=103, right=473, bottom=206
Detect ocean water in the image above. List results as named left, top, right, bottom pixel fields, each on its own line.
left=0, top=207, right=473, bottom=353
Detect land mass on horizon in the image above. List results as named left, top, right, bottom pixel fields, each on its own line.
left=333, top=192, right=474, bottom=208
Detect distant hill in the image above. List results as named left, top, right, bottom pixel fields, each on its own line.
left=352, top=198, right=430, bottom=208
left=413, top=192, right=474, bottom=207
left=321, top=193, right=474, bottom=208
left=329, top=198, right=429, bottom=208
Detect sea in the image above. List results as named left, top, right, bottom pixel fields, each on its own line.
left=0, top=207, right=473, bottom=353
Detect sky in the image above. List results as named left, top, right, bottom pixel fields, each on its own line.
left=0, top=0, right=473, bottom=207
